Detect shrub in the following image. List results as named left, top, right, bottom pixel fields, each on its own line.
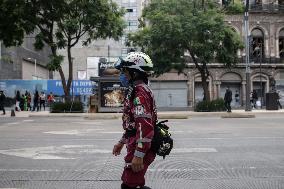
left=4, top=97, right=15, bottom=107
left=195, top=98, right=226, bottom=112
left=51, top=101, right=84, bottom=113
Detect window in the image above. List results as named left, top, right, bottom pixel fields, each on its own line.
left=251, top=28, right=265, bottom=60
left=125, top=8, right=137, bottom=17
left=128, top=21, right=137, bottom=26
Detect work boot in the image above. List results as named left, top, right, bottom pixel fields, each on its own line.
left=140, top=186, right=151, bottom=189
left=121, top=183, right=136, bottom=189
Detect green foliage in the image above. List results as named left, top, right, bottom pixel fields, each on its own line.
left=0, top=0, right=125, bottom=98
left=128, top=0, right=243, bottom=74
left=129, top=0, right=243, bottom=101
left=224, top=0, right=245, bottom=14
left=51, top=101, right=84, bottom=113
left=47, top=55, right=65, bottom=71
left=0, top=0, right=35, bottom=47
left=3, top=97, right=15, bottom=107
left=195, top=98, right=226, bottom=112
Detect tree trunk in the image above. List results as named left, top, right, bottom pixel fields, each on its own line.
left=200, top=70, right=210, bottom=101
left=65, top=45, right=73, bottom=102
left=189, top=50, right=210, bottom=101
left=51, top=46, right=69, bottom=99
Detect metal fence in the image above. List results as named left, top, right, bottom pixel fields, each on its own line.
left=249, top=3, right=284, bottom=13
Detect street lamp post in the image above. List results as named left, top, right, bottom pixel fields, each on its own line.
left=244, top=0, right=251, bottom=111
left=28, top=58, right=37, bottom=80
left=259, top=44, right=263, bottom=109
left=255, top=43, right=263, bottom=109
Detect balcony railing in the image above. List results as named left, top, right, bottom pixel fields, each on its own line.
left=239, top=57, right=284, bottom=64
left=185, top=56, right=284, bottom=64
left=249, top=3, right=284, bottom=13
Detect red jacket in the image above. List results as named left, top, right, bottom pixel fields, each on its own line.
left=120, top=80, right=157, bottom=158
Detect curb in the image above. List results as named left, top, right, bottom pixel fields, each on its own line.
left=29, top=113, right=87, bottom=117
left=157, top=114, right=189, bottom=119
left=221, top=113, right=255, bottom=118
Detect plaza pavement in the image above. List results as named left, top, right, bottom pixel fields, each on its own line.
left=1, top=108, right=284, bottom=119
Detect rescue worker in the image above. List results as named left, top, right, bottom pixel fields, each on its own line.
left=112, top=52, right=157, bottom=189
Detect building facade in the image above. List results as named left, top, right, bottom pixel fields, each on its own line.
left=55, top=0, right=144, bottom=80
left=0, top=33, right=52, bottom=80
left=151, top=0, right=284, bottom=110
left=55, top=0, right=284, bottom=110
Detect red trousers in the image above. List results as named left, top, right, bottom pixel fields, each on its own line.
left=122, top=138, right=156, bottom=188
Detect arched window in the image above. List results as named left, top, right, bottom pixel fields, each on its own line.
left=279, top=29, right=284, bottom=58
left=251, top=28, right=264, bottom=60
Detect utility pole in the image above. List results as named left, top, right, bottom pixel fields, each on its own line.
left=244, top=0, right=251, bottom=111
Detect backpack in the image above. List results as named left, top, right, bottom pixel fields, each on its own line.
left=151, top=120, right=173, bottom=159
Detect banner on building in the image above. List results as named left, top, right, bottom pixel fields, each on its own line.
left=0, top=80, right=96, bottom=97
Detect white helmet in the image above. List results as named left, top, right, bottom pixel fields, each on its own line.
left=115, top=52, right=153, bottom=74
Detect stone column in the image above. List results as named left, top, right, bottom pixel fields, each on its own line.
left=242, top=81, right=247, bottom=106
left=276, top=34, right=280, bottom=58
left=187, top=80, right=193, bottom=108
left=213, top=82, right=217, bottom=100
left=216, top=81, right=221, bottom=99
left=270, top=23, right=275, bottom=58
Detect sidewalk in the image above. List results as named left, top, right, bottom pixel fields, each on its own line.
left=1, top=108, right=284, bottom=119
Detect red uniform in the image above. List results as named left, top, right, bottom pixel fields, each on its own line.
left=119, top=80, right=157, bottom=188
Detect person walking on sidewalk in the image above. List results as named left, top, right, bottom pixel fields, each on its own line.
left=224, top=87, right=232, bottom=112
left=33, top=91, right=39, bottom=112
left=15, top=90, right=21, bottom=112
left=39, top=92, right=46, bottom=111
left=112, top=52, right=156, bottom=189
left=252, top=90, right=258, bottom=109
left=0, top=90, right=6, bottom=115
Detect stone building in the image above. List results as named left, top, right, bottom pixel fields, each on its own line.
left=151, top=0, right=284, bottom=110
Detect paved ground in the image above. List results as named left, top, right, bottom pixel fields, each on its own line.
left=1, top=108, right=284, bottom=119
left=0, top=115, right=284, bottom=189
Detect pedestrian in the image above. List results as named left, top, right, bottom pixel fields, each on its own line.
left=15, top=90, right=21, bottom=112
left=48, top=92, right=55, bottom=105
left=224, top=87, right=232, bottom=112
left=0, top=90, right=6, bottom=115
left=235, top=90, right=240, bottom=106
left=20, top=94, right=25, bottom=111
left=112, top=52, right=156, bottom=189
left=39, top=92, right=46, bottom=111
left=33, top=91, right=39, bottom=112
left=23, top=94, right=27, bottom=111
left=277, top=90, right=282, bottom=109
left=27, top=92, right=32, bottom=111
left=252, top=90, right=258, bottom=109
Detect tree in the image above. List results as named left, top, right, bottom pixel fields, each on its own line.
left=0, top=0, right=125, bottom=99
left=128, top=0, right=243, bottom=101
left=0, top=0, right=35, bottom=46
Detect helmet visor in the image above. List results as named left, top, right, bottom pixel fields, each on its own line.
left=114, top=57, right=124, bottom=70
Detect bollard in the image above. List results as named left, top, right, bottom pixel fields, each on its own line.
left=11, top=109, right=15, bottom=117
